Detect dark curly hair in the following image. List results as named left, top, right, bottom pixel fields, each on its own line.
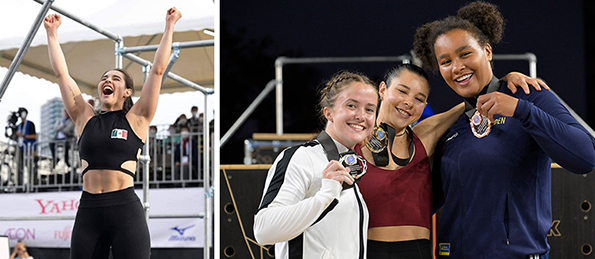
left=413, top=1, right=505, bottom=72
left=318, top=70, right=377, bottom=126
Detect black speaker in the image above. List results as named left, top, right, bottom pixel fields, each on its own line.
left=220, top=165, right=275, bottom=258
left=548, top=166, right=595, bottom=257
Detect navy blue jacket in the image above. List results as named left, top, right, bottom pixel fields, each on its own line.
left=433, top=79, right=595, bottom=258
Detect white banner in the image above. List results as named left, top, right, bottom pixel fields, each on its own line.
left=0, top=188, right=207, bottom=248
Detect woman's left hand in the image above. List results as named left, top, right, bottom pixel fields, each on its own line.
left=166, top=7, right=182, bottom=24
left=476, top=92, right=519, bottom=123
left=501, top=72, right=549, bottom=94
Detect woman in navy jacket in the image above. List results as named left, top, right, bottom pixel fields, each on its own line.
left=413, top=1, right=595, bottom=258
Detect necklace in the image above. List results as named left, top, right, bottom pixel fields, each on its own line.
left=388, top=126, right=413, bottom=167
left=394, top=130, right=406, bottom=137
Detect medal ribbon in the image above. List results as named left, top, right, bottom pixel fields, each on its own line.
left=464, top=76, right=501, bottom=120
left=386, top=124, right=414, bottom=167
left=316, top=131, right=366, bottom=189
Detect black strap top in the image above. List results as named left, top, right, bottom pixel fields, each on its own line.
left=78, top=110, right=144, bottom=178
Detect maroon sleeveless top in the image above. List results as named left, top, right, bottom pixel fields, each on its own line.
left=355, top=131, right=432, bottom=229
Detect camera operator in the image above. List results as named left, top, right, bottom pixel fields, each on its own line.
left=15, top=108, right=37, bottom=186
left=5, top=111, right=19, bottom=140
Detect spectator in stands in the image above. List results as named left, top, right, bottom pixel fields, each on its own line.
left=174, top=125, right=199, bottom=182
left=15, top=107, right=37, bottom=185
left=188, top=106, right=201, bottom=133
left=149, top=125, right=158, bottom=138
left=173, top=114, right=188, bottom=133
left=15, top=108, right=36, bottom=151
left=50, top=108, right=75, bottom=169
left=162, top=124, right=180, bottom=147
left=10, top=240, right=33, bottom=259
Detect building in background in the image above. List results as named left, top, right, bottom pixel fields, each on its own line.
left=39, top=97, right=64, bottom=156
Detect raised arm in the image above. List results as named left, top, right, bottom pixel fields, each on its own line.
left=44, top=14, right=94, bottom=136
left=413, top=102, right=465, bottom=157
left=128, top=8, right=182, bottom=139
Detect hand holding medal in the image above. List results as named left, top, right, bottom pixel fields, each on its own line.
left=339, top=151, right=367, bottom=189
left=473, top=92, right=520, bottom=138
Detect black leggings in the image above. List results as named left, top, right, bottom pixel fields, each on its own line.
left=367, top=239, right=432, bottom=259
left=70, top=187, right=150, bottom=259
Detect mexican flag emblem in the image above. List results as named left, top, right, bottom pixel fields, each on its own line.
left=111, top=128, right=128, bottom=140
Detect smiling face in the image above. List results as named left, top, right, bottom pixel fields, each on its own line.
left=434, top=29, right=493, bottom=98
left=98, top=70, right=132, bottom=111
left=378, top=70, right=428, bottom=130
left=324, top=82, right=378, bottom=149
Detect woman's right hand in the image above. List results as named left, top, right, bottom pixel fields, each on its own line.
left=44, top=14, right=62, bottom=32
left=322, top=160, right=354, bottom=185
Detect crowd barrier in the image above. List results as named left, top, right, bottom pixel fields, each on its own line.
left=0, top=131, right=205, bottom=193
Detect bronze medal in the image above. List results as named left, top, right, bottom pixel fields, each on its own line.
left=470, top=110, right=491, bottom=138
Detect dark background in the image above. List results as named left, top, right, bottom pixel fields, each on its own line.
left=221, top=1, right=594, bottom=164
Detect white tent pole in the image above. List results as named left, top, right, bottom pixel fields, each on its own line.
left=121, top=52, right=214, bottom=95
left=115, top=39, right=124, bottom=69
left=0, top=0, right=54, bottom=102
left=141, top=64, right=152, bottom=223
left=203, top=94, right=212, bottom=259
left=32, top=0, right=121, bottom=41
left=161, top=45, right=180, bottom=84
left=120, top=40, right=214, bottom=54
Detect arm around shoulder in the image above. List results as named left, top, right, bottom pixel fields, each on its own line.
left=413, top=102, right=465, bottom=157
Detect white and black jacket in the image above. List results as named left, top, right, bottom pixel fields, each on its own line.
left=254, top=138, right=368, bottom=259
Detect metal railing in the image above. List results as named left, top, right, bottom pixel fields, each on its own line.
left=222, top=53, right=593, bottom=143
left=0, top=132, right=206, bottom=193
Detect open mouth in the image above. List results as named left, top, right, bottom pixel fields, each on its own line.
left=455, top=73, right=473, bottom=84
left=102, top=85, right=114, bottom=95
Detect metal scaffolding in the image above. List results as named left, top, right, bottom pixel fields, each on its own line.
left=223, top=52, right=593, bottom=146
left=0, top=1, right=215, bottom=258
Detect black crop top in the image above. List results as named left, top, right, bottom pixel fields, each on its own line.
left=78, top=110, right=144, bottom=178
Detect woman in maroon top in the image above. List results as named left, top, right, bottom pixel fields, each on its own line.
left=357, top=64, right=546, bottom=259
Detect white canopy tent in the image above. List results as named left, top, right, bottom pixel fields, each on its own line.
left=0, top=0, right=214, bottom=95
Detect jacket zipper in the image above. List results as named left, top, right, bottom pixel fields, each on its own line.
left=505, top=192, right=510, bottom=245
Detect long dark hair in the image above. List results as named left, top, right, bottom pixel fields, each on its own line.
left=103, top=68, right=135, bottom=112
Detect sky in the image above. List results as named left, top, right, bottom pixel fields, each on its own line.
left=0, top=0, right=215, bottom=141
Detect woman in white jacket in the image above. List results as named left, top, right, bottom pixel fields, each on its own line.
left=254, top=71, right=378, bottom=259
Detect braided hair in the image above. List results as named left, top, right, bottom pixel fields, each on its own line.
left=318, top=71, right=377, bottom=127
